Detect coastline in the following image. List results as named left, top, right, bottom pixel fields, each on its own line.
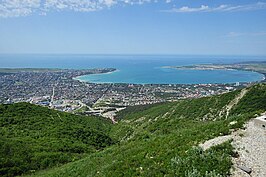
left=73, top=62, right=266, bottom=85
left=162, top=65, right=237, bottom=71
left=73, top=69, right=119, bottom=83
left=74, top=66, right=265, bottom=85
left=163, top=64, right=266, bottom=83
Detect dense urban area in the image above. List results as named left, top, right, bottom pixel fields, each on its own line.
left=0, top=68, right=249, bottom=122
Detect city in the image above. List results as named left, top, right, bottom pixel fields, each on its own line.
left=0, top=68, right=248, bottom=122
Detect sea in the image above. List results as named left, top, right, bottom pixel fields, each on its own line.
left=0, top=54, right=265, bottom=84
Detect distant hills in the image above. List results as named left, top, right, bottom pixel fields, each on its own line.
left=0, top=83, right=266, bottom=177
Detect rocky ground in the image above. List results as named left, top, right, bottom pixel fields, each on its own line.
left=199, top=118, right=265, bottom=177
left=199, top=135, right=232, bottom=151
left=231, top=120, right=266, bottom=177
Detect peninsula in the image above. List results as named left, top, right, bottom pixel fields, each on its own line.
left=165, top=61, right=266, bottom=82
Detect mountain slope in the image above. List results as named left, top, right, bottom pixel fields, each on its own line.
left=0, top=103, right=114, bottom=177
left=30, top=83, right=266, bottom=177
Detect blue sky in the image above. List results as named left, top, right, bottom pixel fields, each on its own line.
left=0, top=0, right=266, bottom=55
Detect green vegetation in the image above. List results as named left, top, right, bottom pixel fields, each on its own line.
left=231, top=84, right=266, bottom=115
left=115, top=103, right=163, bottom=120
left=73, top=106, right=89, bottom=114
left=171, top=141, right=235, bottom=177
left=238, top=63, right=266, bottom=73
left=1, top=84, right=266, bottom=177
left=0, top=103, right=114, bottom=177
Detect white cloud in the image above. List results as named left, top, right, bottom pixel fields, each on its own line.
left=225, top=31, right=266, bottom=37
left=104, top=0, right=117, bottom=7
left=0, top=0, right=158, bottom=17
left=44, top=0, right=102, bottom=12
left=43, top=0, right=156, bottom=12
left=176, top=5, right=209, bottom=13
left=0, top=0, right=40, bottom=17
left=1, top=1, right=266, bottom=18
left=165, top=2, right=266, bottom=13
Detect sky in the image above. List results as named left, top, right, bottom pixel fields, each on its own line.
left=0, top=0, right=266, bottom=55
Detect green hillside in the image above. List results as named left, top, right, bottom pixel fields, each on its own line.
left=0, top=103, right=114, bottom=177
left=1, top=84, right=266, bottom=177
left=25, top=83, right=266, bottom=177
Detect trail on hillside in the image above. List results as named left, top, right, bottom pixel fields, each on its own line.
left=219, top=89, right=248, bottom=119
left=231, top=119, right=266, bottom=177
left=199, top=135, right=232, bottom=151
left=199, top=117, right=266, bottom=177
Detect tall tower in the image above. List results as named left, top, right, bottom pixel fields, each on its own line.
left=50, top=86, right=55, bottom=108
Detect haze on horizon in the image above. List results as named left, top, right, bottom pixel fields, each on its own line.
left=0, top=0, right=266, bottom=56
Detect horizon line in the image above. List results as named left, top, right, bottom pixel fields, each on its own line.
left=0, top=53, right=266, bottom=57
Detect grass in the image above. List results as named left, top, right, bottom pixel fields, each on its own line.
left=0, top=103, right=114, bottom=177
left=1, top=83, right=266, bottom=177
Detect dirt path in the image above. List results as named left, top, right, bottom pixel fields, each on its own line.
left=199, top=118, right=266, bottom=177
left=199, top=135, right=232, bottom=151
left=231, top=120, right=266, bottom=177
left=218, top=88, right=248, bottom=119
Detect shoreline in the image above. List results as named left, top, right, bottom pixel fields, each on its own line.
left=163, top=64, right=266, bottom=83
left=74, top=67, right=265, bottom=85
left=73, top=69, right=119, bottom=83
left=162, top=65, right=236, bottom=71
left=71, top=63, right=265, bottom=85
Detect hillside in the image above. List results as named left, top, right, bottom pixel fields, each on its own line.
left=0, top=103, right=114, bottom=177
left=25, top=83, right=266, bottom=177
left=0, top=84, right=265, bottom=177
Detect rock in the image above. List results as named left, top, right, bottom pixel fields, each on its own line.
left=229, top=121, right=237, bottom=125
left=238, top=165, right=252, bottom=174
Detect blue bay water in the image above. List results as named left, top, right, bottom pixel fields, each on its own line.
left=0, top=54, right=265, bottom=84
